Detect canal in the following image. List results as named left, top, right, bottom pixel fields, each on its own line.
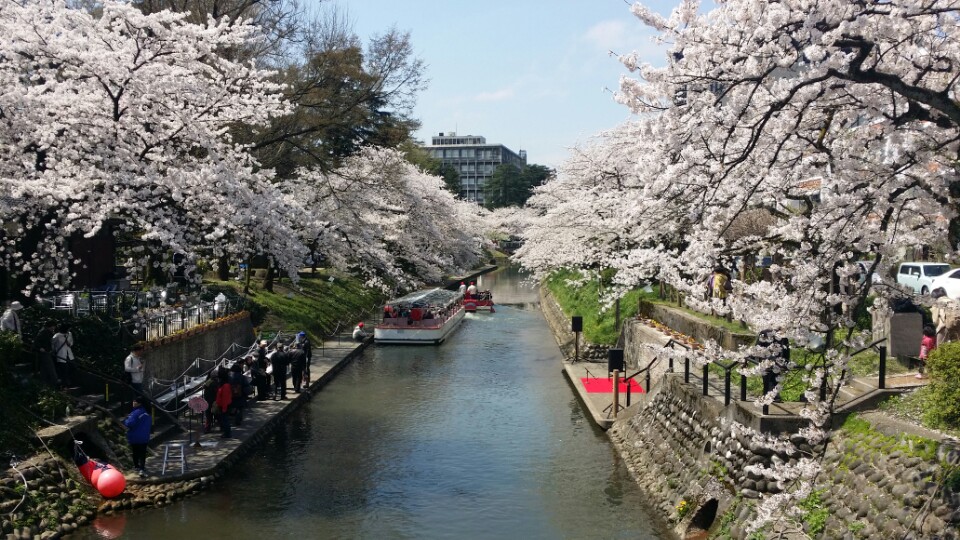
left=82, top=267, right=668, bottom=539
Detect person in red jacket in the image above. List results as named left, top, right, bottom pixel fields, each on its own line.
left=215, top=366, right=233, bottom=438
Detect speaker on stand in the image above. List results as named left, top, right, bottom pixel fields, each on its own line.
left=571, top=316, right=583, bottom=362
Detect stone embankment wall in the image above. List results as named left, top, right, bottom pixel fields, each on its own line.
left=638, top=300, right=754, bottom=352
left=609, top=373, right=960, bottom=539
left=538, top=284, right=960, bottom=539
left=143, top=312, right=255, bottom=397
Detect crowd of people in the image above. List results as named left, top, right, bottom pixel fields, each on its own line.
left=196, top=332, right=313, bottom=438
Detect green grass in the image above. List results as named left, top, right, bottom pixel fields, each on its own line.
left=840, top=414, right=939, bottom=461
left=208, top=269, right=385, bottom=343
left=544, top=270, right=653, bottom=345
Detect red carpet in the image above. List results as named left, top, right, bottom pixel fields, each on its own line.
left=581, top=377, right=644, bottom=393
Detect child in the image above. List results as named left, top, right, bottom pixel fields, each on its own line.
left=918, top=325, right=937, bottom=379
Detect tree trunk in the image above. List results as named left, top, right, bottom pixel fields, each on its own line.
left=243, top=258, right=252, bottom=295
left=264, top=262, right=275, bottom=293
left=217, top=255, right=230, bottom=281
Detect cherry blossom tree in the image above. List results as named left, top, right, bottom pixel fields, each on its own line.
left=518, top=0, right=960, bottom=529
left=0, top=0, right=305, bottom=295
left=285, top=147, right=483, bottom=292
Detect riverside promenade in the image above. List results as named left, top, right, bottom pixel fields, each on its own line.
left=129, top=329, right=376, bottom=485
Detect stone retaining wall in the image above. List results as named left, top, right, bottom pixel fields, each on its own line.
left=539, top=283, right=960, bottom=539
left=609, top=372, right=960, bottom=539
left=638, top=301, right=754, bottom=352
left=143, top=313, right=255, bottom=398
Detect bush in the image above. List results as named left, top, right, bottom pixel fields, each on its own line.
left=924, top=341, right=960, bottom=429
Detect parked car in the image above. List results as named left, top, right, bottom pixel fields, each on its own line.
left=896, top=262, right=952, bottom=294
left=930, top=268, right=960, bottom=299
left=854, top=260, right=883, bottom=284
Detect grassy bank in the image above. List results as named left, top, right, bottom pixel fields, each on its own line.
left=207, top=269, right=385, bottom=343
left=544, top=270, right=655, bottom=345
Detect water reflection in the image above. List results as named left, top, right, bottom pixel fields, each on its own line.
left=78, top=267, right=667, bottom=539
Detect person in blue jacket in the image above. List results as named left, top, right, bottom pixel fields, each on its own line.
left=123, top=397, right=152, bottom=477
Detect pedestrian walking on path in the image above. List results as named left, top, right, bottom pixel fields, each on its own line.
left=123, top=397, right=152, bottom=477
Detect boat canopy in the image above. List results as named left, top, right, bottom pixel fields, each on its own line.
left=385, top=288, right=460, bottom=309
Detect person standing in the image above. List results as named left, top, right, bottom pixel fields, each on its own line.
left=51, top=323, right=75, bottom=389
left=228, top=362, right=248, bottom=426
left=918, top=325, right=937, bottom=379
left=289, top=344, right=307, bottom=393
left=33, top=321, right=58, bottom=386
left=215, top=367, right=233, bottom=438
left=712, top=267, right=729, bottom=302
left=124, top=344, right=146, bottom=395
left=271, top=345, right=289, bottom=400
left=1, top=301, right=23, bottom=339
left=458, top=282, right=466, bottom=296
left=256, top=340, right=271, bottom=395
left=123, top=397, right=152, bottom=477
left=298, top=332, right=312, bottom=384
left=466, top=281, right=478, bottom=297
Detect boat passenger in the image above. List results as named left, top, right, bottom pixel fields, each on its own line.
left=458, top=282, right=466, bottom=296
left=383, top=305, right=393, bottom=318
left=423, top=310, right=434, bottom=320
left=466, top=281, right=478, bottom=297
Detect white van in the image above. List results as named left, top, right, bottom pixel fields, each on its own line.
left=896, top=262, right=951, bottom=294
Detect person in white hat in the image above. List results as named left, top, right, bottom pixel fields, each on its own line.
left=1, top=301, right=23, bottom=339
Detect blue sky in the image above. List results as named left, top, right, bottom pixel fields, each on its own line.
left=337, top=0, right=678, bottom=168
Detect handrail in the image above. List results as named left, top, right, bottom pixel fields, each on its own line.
left=620, top=338, right=694, bottom=395
left=71, top=361, right=184, bottom=432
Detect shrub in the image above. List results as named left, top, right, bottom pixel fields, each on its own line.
left=924, top=341, right=960, bottom=429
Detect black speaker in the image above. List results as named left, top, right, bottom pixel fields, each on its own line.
left=608, top=348, right=625, bottom=374
left=571, top=316, right=583, bottom=332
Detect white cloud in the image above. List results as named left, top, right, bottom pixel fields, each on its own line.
left=582, top=20, right=631, bottom=52
left=473, top=87, right=516, bottom=102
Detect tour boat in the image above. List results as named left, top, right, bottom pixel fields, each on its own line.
left=375, top=288, right=465, bottom=344
left=463, top=291, right=495, bottom=313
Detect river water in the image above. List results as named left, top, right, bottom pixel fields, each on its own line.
left=80, top=267, right=667, bottom=539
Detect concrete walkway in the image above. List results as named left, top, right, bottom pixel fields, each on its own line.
left=564, top=356, right=930, bottom=433
left=131, top=333, right=372, bottom=483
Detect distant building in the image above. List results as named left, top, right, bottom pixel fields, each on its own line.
left=424, top=133, right=526, bottom=204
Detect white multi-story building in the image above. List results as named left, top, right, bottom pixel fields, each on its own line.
left=423, top=133, right=526, bottom=204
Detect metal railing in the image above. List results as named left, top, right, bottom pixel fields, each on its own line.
left=138, top=301, right=231, bottom=341
left=38, top=289, right=236, bottom=342
left=678, top=337, right=888, bottom=414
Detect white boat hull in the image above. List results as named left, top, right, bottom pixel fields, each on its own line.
left=374, top=308, right=465, bottom=344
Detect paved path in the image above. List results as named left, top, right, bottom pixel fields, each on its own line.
left=131, top=334, right=371, bottom=483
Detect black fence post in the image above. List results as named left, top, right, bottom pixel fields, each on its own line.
left=685, top=358, right=690, bottom=384
left=626, top=380, right=632, bottom=407
left=702, top=365, right=709, bottom=396
left=724, top=369, right=731, bottom=406
left=878, top=345, right=887, bottom=390
left=740, top=374, right=747, bottom=401
left=669, top=357, right=674, bottom=373
left=646, top=370, right=651, bottom=393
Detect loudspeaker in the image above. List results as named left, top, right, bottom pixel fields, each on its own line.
left=571, top=316, right=583, bottom=332
left=608, top=348, right=625, bottom=374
